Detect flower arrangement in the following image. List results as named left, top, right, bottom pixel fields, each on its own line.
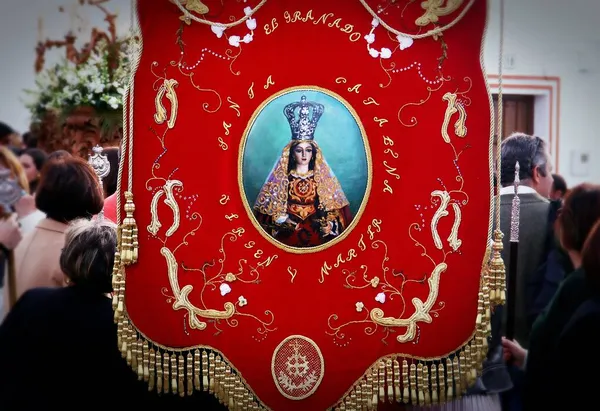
left=25, top=38, right=129, bottom=124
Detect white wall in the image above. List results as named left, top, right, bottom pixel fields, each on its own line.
left=1, top=0, right=599, bottom=185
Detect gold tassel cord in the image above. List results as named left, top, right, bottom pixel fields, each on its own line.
left=121, top=191, right=139, bottom=265
left=489, top=229, right=506, bottom=306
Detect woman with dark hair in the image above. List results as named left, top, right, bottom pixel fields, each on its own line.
left=2, top=156, right=104, bottom=317
left=19, top=148, right=47, bottom=193
left=502, top=184, right=600, bottom=410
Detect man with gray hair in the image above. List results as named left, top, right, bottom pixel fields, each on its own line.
left=499, top=132, right=553, bottom=346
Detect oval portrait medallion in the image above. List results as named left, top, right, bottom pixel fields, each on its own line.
left=271, top=335, right=325, bottom=400
left=239, top=86, right=372, bottom=254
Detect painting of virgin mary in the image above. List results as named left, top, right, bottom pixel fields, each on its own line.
left=252, top=95, right=354, bottom=248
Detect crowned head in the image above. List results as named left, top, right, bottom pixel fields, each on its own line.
left=283, top=95, right=325, bottom=141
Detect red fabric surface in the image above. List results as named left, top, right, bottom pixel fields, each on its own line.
left=103, top=192, right=117, bottom=223
left=125, top=0, right=491, bottom=409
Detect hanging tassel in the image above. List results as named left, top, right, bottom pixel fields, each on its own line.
left=489, top=229, right=506, bottom=305
left=136, top=340, right=144, bottom=380
left=385, top=359, right=393, bottom=402
left=422, top=363, right=431, bottom=405
left=417, top=363, right=425, bottom=405
left=365, top=374, right=373, bottom=410
left=163, top=353, right=171, bottom=395
left=378, top=361, right=385, bottom=403
left=446, top=358, right=454, bottom=400
left=438, top=362, right=446, bottom=403
left=409, top=363, right=417, bottom=404
left=171, top=354, right=178, bottom=395
left=393, top=360, right=401, bottom=402
left=458, top=353, right=467, bottom=395
left=178, top=355, right=185, bottom=397
left=431, top=364, right=438, bottom=405
left=187, top=352, right=194, bottom=396
left=148, top=348, right=156, bottom=391
left=355, top=384, right=363, bottom=409
left=209, top=352, right=216, bottom=393
left=371, top=366, right=379, bottom=406
left=197, top=350, right=204, bottom=391
left=402, top=360, right=409, bottom=404
left=143, top=342, right=150, bottom=382
left=121, top=191, right=139, bottom=265
left=156, top=352, right=163, bottom=394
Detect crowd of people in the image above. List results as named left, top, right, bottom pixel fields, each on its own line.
left=0, top=117, right=598, bottom=410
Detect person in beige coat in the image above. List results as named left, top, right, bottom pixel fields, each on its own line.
left=2, top=155, right=104, bottom=318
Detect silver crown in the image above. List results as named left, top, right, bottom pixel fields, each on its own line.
left=283, top=95, right=324, bottom=141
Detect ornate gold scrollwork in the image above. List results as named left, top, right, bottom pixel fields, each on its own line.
left=162, top=247, right=235, bottom=331
left=147, top=180, right=183, bottom=238
left=164, top=180, right=183, bottom=237
left=154, top=79, right=179, bottom=129
left=431, top=190, right=450, bottom=250
left=416, top=0, right=464, bottom=27
left=370, top=263, right=447, bottom=343
left=441, top=92, right=468, bottom=143
left=448, top=203, right=463, bottom=251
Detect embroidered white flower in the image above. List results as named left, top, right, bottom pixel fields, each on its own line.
left=397, top=35, right=414, bottom=50
left=214, top=5, right=256, bottom=47
left=356, top=302, right=365, bottom=312
left=364, top=17, right=413, bottom=59
left=375, top=292, right=386, bottom=304
left=238, top=296, right=248, bottom=307
left=211, top=24, right=225, bottom=38
left=220, top=283, right=232, bottom=296
left=225, top=273, right=236, bottom=282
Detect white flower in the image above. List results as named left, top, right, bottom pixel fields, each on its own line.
left=371, top=17, right=379, bottom=27
left=238, top=296, right=248, bottom=307
left=220, top=283, right=232, bottom=296
left=246, top=18, right=257, bottom=30
left=356, top=302, right=364, bottom=312
left=107, top=96, right=119, bottom=109
left=228, top=35, right=241, bottom=47
left=243, top=6, right=252, bottom=16
left=397, top=35, right=414, bottom=50
left=375, top=292, right=386, bottom=304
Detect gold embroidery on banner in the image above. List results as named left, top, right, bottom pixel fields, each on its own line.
left=222, top=122, right=232, bottom=136
left=448, top=203, right=463, bottom=251
left=416, top=0, right=464, bottom=26
left=167, top=61, right=223, bottom=113
left=264, top=75, right=275, bottom=90
left=431, top=190, right=451, bottom=250
left=287, top=266, right=298, bottom=283
left=148, top=190, right=165, bottom=236
left=217, top=137, right=228, bottom=151
left=383, top=161, right=401, bottom=180
left=153, top=78, right=179, bottom=129
left=248, top=83, right=255, bottom=99
left=283, top=9, right=362, bottom=42
left=363, top=96, right=380, bottom=106
left=264, top=17, right=279, bottom=35
left=397, top=81, right=445, bottom=127
left=374, top=117, right=388, bottom=127
left=225, top=214, right=239, bottom=221
left=253, top=250, right=263, bottom=259
left=225, top=47, right=242, bottom=76
left=442, top=92, right=468, bottom=143
left=219, top=195, right=230, bottom=205
left=244, top=241, right=255, bottom=249
left=227, top=96, right=241, bottom=117
left=383, top=180, right=393, bottom=194
left=335, top=77, right=347, bottom=84
left=271, top=335, right=325, bottom=401
left=379, top=58, right=396, bottom=89
left=348, top=84, right=362, bottom=94
left=164, top=180, right=183, bottom=237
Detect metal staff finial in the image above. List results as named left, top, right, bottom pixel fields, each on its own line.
left=506, top=161, right=522, bottom=340
left=88, top=144, right=110, bottom=219
left=510, top=161, right=521, bottom=243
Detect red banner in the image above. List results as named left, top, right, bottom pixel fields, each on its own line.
left=115, top=0, right=495, bottom=409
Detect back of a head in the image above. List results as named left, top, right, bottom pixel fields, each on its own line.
left=557, top=184, right=600, bottom=253
left=552, top=173, right=567, bottom=195
left=0, top=122, right=15, bottom=145
left=500, top=133, right=547, bottom=187
left=583, top=221, right=600, bottom=292
left=35, top=156, right=104, bottom=222
left=59, top=218, right=117, bottom=294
